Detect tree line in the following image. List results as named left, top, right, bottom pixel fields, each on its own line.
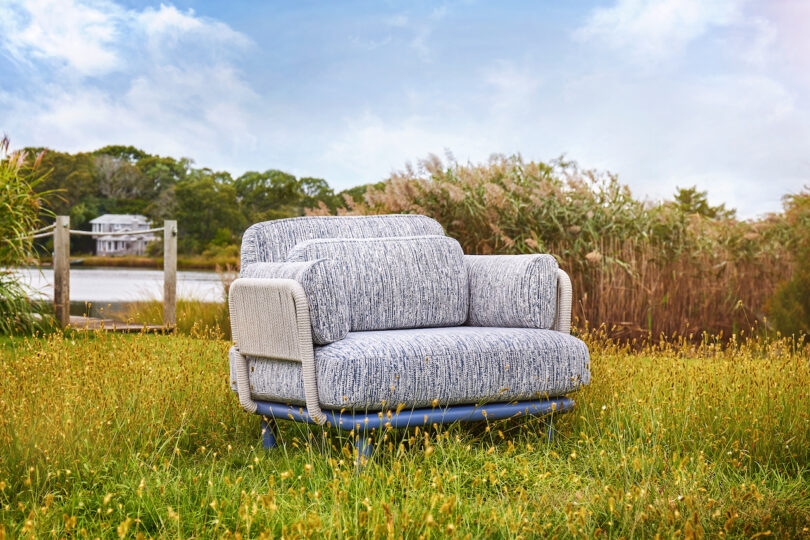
left=23, top=145, right=370, bottom=256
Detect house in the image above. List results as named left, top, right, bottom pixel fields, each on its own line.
left=89, top=214, right=157, bottom=256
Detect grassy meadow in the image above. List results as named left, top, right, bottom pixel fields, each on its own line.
left=0, top=330, right=808, bottom=538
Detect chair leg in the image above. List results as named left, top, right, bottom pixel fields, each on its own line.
left=544, top=416, right=555, bottom=444
left=355, top=433, right=373, bottom=466
left=261, top=418, right=277, bottom=449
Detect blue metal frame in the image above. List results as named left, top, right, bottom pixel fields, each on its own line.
left=256, top=397, right=574, bottom=460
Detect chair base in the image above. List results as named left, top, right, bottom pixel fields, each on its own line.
left=261, top=418, right=277, bottom=449
left=255, top=397, right=574, bottom=462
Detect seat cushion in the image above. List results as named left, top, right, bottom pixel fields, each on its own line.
left=465, top=254, right=558, bottom=329
left=286, top=235, right=469, bottom=332
left=241, top=214, right=445, bottom=269
left=239, top=260, right=349, bottom=345
left=230, top=327, right=590, bottom=410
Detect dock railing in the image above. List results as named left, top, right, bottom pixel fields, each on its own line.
left=24, top=216, right=177, bottom=329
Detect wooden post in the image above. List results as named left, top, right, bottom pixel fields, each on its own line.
left=163, top=220, right=177, bottom=328
left=53, top=215, right=70, bottom=327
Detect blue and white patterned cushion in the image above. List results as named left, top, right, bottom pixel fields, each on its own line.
left=465, top=254, right=558, bottom=329
left=240, top=214, right=445, bottom=270
left=286, top=235, right=469, bottom=332
left=240, top=260, right=350, bottom=344
left=229, top=326, right=590, bottom=410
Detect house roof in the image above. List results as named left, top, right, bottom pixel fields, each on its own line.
left=89, top=214, right=149, bottom=224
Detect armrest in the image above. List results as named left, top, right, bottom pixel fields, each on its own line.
left=228, top=278, right=326, bottom=424
left=465, top=254, right=561, bottom=331
left=240, top=260, right=349, bottom=345
left=553, top=269, right=572, bottom=334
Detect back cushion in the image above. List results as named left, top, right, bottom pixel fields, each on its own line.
left=240, top=260, right=350, bottom=344
left=287, top=235, right=469, bottom=332
left=241, top=214, right=445, bottom=271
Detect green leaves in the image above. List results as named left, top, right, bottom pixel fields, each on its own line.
left=0, top=136, right=54, bottom=335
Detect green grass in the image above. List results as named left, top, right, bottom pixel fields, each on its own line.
left=0, top=331, right=808, bottom=538
left=114, top=299, right=231, bottom=339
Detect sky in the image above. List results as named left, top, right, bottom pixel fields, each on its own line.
left=1, top=0, right=808, bottom=218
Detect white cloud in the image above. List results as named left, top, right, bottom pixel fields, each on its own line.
left=0, top=0, right=121, bottom=75
left=135, top=4, right=252, bottom=59
left=765, top=0, right=810, bottom=88
left=0, top=1, right=258, bottom=170
left=409, top=5, right=449, bottom=62
left=483, top=61, right=542, bottom=114
left=575, top=0, right=742, bottom=61
left=321, top=112, right=475, bottom=182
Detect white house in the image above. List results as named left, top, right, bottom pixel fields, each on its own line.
left=89, top=214, right=157, bottom=256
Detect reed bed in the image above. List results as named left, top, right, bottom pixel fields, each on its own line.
left=312, top=155, right=803, bottom=338
left=0, top=331, right=807, bottom=537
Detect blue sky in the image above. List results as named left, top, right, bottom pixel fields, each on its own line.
left=1, top=0, right=808, bottom=218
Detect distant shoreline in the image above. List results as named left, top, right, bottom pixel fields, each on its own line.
left=34, top=255, right=239, bottom=271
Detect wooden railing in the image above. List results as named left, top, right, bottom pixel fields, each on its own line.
left=27, top=216, right=177, bottom=328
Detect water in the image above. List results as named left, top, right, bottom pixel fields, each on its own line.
left=13, top=267, right=224, bottom=303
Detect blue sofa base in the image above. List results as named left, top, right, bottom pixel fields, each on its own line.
left=256, top=397, right=575, bottom=460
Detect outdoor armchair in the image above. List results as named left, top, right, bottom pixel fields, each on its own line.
left=228, top=215, right=590, bottom=461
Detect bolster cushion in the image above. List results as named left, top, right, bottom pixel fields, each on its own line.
left=287, top=235, right=469, bottom=331
left=240, top=260, right=349, bottom=344
left=465, top=254, right=558, bottom=329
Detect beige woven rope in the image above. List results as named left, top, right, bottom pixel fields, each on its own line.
left=229, top=278, right=327, bottom=424
left=553, top=269, right=572, bottom=334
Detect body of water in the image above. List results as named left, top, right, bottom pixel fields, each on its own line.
left=13, top=267, right=225, bottom=303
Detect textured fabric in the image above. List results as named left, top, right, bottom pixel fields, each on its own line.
left=240, top=260, right=349, bottom=344
left=465, top=254, right=558, bottom=329
left=229, top=326, right=590, bottom=410
left=286, top=235, right=469, bottom=332
left=241, top=214, right=445, bottom=270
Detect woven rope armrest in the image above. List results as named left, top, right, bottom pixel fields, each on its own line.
left=553, top=269, right=572, bottom=334
left=229, top=278, right=326, bottom=424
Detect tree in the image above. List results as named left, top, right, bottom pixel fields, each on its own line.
left=674, top=186, right=735, bottom=219
left=92, top=145, right=149, bottom=163
left=26, top=149, right=97, bottom=216
left=136, top=155, right=190, bottom=194
left=94, top=155, right=149, bottom=200
left=299, top=176, right=337, bottom=209
left=173, top=171, right=245, bottom=253
left=235, top=169, right=303, bottom=222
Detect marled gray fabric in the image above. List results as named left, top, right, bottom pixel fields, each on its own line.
left=241, top=260, right=349, bottom=344
left=465, top=254, right=558, bottom=329
left=286, top=235, right=469, bottom=332
left=229, top=326, right=590, bottom=410
left=240, top=214, right=445, bottom=270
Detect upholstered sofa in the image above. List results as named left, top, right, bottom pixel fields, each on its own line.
left=228, top=214, right=590, bottom=460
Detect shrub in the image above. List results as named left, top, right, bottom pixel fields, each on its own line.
left=769, top=190, right=810, bottom=338
left=144, top=239, right=162, bottom=257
